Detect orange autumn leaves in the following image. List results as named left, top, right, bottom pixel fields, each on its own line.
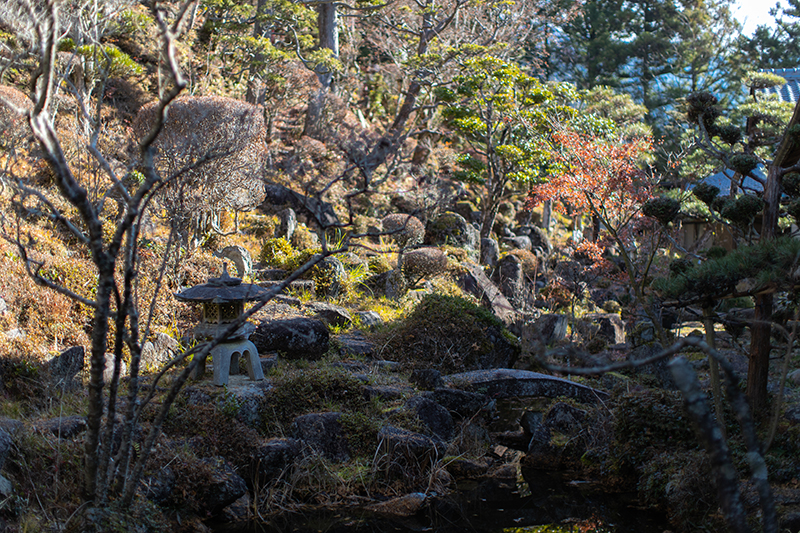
left=527, top=128, right=654, bottom=231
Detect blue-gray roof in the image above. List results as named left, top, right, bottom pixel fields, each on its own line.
left=699, top=166, right=766, bottom=195
left=760, top=68, right=800, bottom=102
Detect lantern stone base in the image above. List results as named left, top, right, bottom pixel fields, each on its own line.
left=192, top=339, right=264, bottom=387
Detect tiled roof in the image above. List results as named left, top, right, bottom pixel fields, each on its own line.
left=761, top=68, right=800, bottom=102
left=698, top=166, right=766, bottom=195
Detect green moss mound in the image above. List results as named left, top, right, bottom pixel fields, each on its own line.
left=375, top=293, right=518, bottom=374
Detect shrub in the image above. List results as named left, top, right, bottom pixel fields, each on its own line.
left=720, top=194, right=763, bottom=227
left=131, top=96, right=267, bottom=245
left=642, top=197, right=681, bottom=226
left=382, top=213, right=425, bottom=249
left=373, top=293, right=518, bottom=373
left=400, top=247, right=448, bottom=284
left=784, top=173, right=800, bottom=197
left=729, top=153, right=760, bottom=175
left=692, top=182, right=720, bottom=206
left=260, top=237, right=294, bottom=266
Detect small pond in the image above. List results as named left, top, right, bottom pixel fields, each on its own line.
left=213, top=471, right=669, bottom=533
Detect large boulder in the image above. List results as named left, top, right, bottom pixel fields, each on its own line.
left=515, top=225, right=551, bottom=253
left=197, top=457, right=248, bottom=515
left=248, top=438, right=302, bottom=486
left=445, top=369, right=608, bottom=404
left=498, top=254, right=529, bottom=311
left=141, top=333, right=181, bottom=371
left=405, top=396, right=454, bottom=440
left=579, top=313, right=625, bottom=344
left=215, top=245, right=252, bottom=278
left=376, top=426, right=446, bottom=479
left=262, top=182, right=339, bottom=228
left=251, top=317, right=329, bottom=359
left=49, top=346, right=84, bottom=390
left=456, top=262, right=520, bottom=325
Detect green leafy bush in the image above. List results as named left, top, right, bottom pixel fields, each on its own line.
left=691, top=182, right=719, bottom=206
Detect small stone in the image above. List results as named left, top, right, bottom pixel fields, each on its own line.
left=0, top=430, right=12, bottom=470
left=0, top=474, right=12, bottom=498
left=356, top=311, right=383, bottom=328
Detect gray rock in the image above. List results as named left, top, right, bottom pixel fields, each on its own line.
left=628, top=319, right=656, bottom=348
left=216, top=379, right=270, bottom=428
left=503, top=235, right=532, bottom=251
left=445, top=369, right=609, bottom=403
left=262, top=182, right=339, bottom=228
left=446, top=457, right=491, bottom=479
left=0, top=474, right=12, bottom=498
left=544, top=402, right=586, bottom=435
left=628, top=343, right=675, bottom=389
left=198, top=457, right=248, bottom=515
left=480, top=238, right=500, bottom=268
left=217, top=245, right=253, bottom=278
left=0, top=297, right=7, bottom=314
left=525, top=314, right=569, bottom=345
left=362, top=385, right=404, bottom=401
left=37, top=415, right=87, bottom=438
left=251, top=317, right=329, bottom=360
left=277, top=207, right=297, bottom=241
left=140, top=465, right=175, bottom=504
left=456, top=262, right=520, bottom=325
left=336, top=332, right=375, bottom=358
left=377, top=426, right=446, bottom=478
left=356, top=311, right=383, bottom=328
left=405, top=396, right=454, bottom=440
left=249, top=438, right=302, bottom=485
left=292, top=412, right=349, bottom=462
left=516, top=225, right=551, bottom=253
left=103, top=353, right=128, bottom=383
left=50, top=346, right=84, bottom=389
left=0, top=418, right=22, bottom=436
left=141, top=333, right=181, bottom=371
left=308, top=302, right=352, bottom=328
left=431, top=389, right=486, bottom=419
left=0, top=429, right=11, bottom=470
left=580, top=313, right=625, bottom=344
left=410, top=369, right=444, bottom=391
left=218, top=493, right=252, bottom=525
left=498, top=254, right=530, bottom=311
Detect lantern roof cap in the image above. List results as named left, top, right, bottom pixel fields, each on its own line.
left=174, top=263, right=270, bottom=303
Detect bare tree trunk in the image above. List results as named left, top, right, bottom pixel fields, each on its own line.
left=748, top=163, right=781, bottom=413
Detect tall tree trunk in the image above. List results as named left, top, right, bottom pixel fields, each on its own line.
left=316, top=2, right=338, bottom=89
left=748, top=164, right=781, bottom=413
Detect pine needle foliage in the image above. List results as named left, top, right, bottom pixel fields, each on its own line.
left=653, top=237, right=800, bottom=303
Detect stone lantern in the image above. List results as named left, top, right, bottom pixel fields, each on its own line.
left=175, top=264, right=268, bottom=386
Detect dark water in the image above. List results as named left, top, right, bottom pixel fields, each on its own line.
left=213, top=474, right=669, bottom=533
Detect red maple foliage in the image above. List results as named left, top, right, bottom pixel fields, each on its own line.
left=526, top=128, right=654, bottom=232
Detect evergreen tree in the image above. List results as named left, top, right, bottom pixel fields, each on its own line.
left=740, top=0, right=800, bottom=68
